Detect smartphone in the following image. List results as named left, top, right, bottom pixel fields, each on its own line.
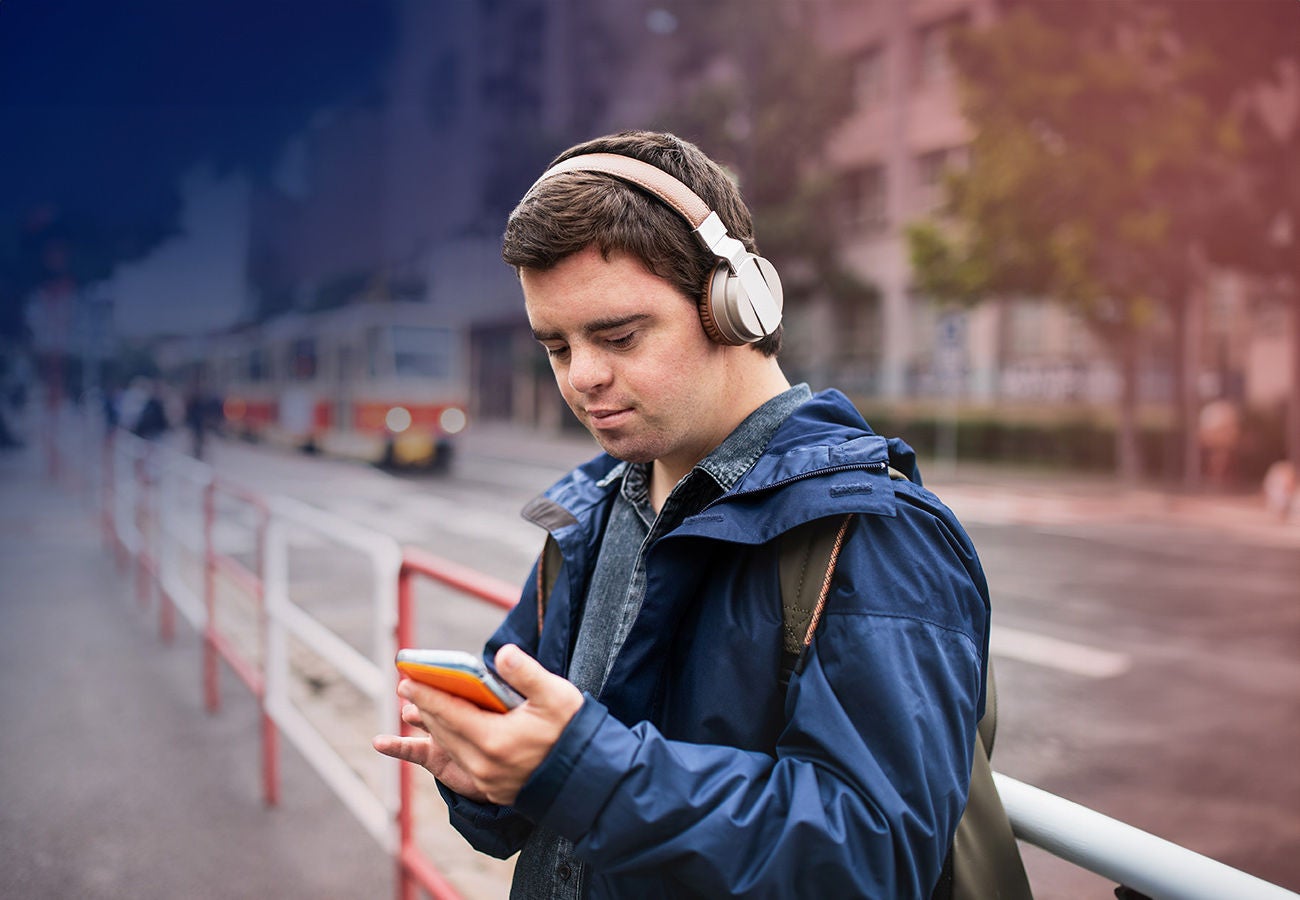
left=395, top=649, right=523, bottom=713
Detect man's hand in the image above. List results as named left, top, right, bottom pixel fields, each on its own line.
left=372, top=644, right=584, bottom=806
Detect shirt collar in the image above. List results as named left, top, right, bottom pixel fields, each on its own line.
left=694, top=383, right=812, bottom=492
left=613, top=383, right=813, bottom=509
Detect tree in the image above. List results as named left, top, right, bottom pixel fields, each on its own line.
left=650, top=0, right=878, bottom=370
left=1151, top=0, right=1300, bottom=487
left=907, top=3, right=1244, bottom=483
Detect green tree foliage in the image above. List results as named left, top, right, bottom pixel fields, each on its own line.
left=907, top=3, right=1247, bottom=482
left=1152, top=0, right=1300, bottom=477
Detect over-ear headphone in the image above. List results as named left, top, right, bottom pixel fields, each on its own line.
left=530, top=152, right=783, bottom=346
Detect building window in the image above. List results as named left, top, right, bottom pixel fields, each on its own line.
left=842, top=165, right=888, bottom=234
left=914, top=146, right=968, bottom=211
left=290, top=338, right=317, bottom=381
left=852, top=45, right=887, bottom=109
left=915, top=15, right=967, bottom=86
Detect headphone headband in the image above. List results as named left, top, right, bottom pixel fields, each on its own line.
left=533, top=153, right=712, bottom=227
left=528, top=151, right=783, bottom=344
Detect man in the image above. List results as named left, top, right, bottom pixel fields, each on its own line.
left=374, top=131, right=990, bottom=898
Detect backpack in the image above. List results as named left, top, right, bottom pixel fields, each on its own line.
left=780, top=510, right=1032, bottom=900
left=535, top=489, right=1033, bottom=900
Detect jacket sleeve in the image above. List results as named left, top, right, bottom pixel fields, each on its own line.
left=511, top=509, right=987, bottom=898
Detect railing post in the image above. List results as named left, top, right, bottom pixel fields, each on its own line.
left=134, top=447, right=152, bottom=611
left=157, top=457, right=175, bottom=644
left=261, top=513, right=286, bottom=809
left=203, top=480, right=220, bottom=713
left=396, top=563, right=415, bottom=900
left=258, top=501, right=279, bottom=808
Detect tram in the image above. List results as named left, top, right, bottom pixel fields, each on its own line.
left=205, top=302, right=469, bottom=469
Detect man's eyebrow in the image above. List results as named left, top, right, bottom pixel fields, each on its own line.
left=531, top=314, right=651, bottom=342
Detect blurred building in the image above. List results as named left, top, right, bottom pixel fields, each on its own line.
left=810, top=0, right=1293, bottom=441
left=809, top=0, right=1141, bottom=411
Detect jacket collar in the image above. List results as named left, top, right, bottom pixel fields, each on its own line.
left=522, top=389, right=915, bottom=544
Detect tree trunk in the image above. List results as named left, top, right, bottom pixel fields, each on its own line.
left=1289, top=261, right=1300, bottom=479
left=1178, top=254, right=1207, bottom=492
left=1115, top=329, right=1143, bottom=485
left=1169, top=288, right=1201, bottom=491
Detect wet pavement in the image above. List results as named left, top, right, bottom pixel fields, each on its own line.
left=0, top=444, right=393, bottom=899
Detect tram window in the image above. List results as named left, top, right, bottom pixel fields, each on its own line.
left=249, top=349, right=267, bottom=382
left=366, top=327, right=382, bottom=377
left=290, top=338, right=317, bottom=381
left=391, top=326, right=454, bottom=378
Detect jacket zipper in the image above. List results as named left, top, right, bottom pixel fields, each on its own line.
left=701, top=460, right=890, bottom=513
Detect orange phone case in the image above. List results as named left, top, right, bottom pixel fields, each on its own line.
left=396, top=660, right=514, bottom=713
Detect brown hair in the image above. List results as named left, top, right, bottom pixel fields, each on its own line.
left=502, top=130, right=782, bottom=356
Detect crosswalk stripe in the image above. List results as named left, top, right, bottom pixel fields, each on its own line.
left=991, top=625, right=1131, bottom=679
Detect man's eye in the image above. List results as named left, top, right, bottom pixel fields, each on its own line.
left=545, top=345, right=569, bottom=359
left=607, top=332, right=636, bottom=349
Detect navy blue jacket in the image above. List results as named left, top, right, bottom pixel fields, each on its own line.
left=442, top=390, right=990, bottom=898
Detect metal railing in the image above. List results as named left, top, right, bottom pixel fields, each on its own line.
left=996, top=774, right=1298, bottom=900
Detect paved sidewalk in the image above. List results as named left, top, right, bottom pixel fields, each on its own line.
left=0, top=445, right=392, bottom=900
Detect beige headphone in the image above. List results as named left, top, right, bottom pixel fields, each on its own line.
left=530, top=152, right=784, bottom=346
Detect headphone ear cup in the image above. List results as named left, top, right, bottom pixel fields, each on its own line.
left=701, top=256, right=783, bottom=345
left=699, top=263, right=738, bottom=345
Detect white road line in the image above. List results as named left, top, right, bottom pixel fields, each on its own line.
left=991, top=625, right=1131, bottom=679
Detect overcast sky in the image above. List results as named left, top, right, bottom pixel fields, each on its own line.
left=0, top=0, right=396, bottom=339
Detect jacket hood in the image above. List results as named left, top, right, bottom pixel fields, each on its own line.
left=525, top=389, right=924, bottom=546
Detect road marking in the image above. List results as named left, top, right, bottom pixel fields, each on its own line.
left=991, top=625, right=1131, bottom=679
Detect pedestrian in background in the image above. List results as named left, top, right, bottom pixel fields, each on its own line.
left=128, top=377, right=168, bottom=441
left=375, top=131, right=994, bottom=898
left=184, top=376, right=210, bottom=459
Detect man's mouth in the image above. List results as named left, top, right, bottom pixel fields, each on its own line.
left=586, top=407, right=633, bottom=429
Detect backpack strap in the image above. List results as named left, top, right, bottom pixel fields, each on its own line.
left=778, top=515, right=854, bottom=687
left=536, top=533, right=563, bottom=637
left=777, top=464, right=905, bottom=684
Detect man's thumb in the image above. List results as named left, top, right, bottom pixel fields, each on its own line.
left=494, top=644, right=548, bottom=699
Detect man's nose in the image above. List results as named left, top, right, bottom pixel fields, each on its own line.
left=567, top=346, right=611, bottom=394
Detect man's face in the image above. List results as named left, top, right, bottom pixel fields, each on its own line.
left=523, top=245, right=734, bottom=477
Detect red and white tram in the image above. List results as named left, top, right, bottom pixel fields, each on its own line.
left=206, top=302, right=468, bottom=469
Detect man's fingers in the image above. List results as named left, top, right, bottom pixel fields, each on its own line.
left=494, top=644, right=556, bottom=703
left=494, top=644, right=583, bottom=718
left=401, top=701, right=428, bottom=731
left=372, top=733, right=427, bottom=765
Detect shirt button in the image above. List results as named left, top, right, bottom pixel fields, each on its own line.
left=558, top=863, right=573, bottom=881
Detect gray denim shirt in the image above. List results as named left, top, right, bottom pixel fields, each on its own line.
left=510, top=384, right=812, bottom=900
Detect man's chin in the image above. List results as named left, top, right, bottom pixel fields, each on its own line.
left=588, top=429, right=656, bottom=464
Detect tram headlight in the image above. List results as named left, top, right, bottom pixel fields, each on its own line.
left=439, top=406, right=467, bottom=435
left=385, top=406, right=413, bottom=433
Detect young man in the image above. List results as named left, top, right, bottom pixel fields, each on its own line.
left=374, top=131, right=990, bottom=898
